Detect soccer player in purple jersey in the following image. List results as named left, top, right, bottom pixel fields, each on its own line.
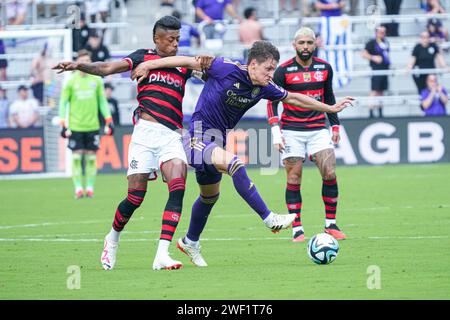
left=132, top=40, right=354, bottom=266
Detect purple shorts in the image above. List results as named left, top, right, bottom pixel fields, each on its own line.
left=182, top=132, right=223, bottom=185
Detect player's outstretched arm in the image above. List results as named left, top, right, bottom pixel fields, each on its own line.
left=131, top=55, right=214, bottom=84
left=282, top=92, right=354, bottom=113
left=52, top=60, right=130, bottom=77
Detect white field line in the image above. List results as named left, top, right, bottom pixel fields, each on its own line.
left=2, top=202, right=450, bottom=231
left=0, top=235, right=448, bottom=242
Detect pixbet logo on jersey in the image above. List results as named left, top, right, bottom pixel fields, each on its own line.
left=147, top=72, right=183, bottom=88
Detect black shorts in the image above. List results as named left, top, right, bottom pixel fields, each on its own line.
left=371, top=75, right=388, bottom=92
left=0, top=59, right=7, bottom=69
left=68, top=130, right=100, bottom=151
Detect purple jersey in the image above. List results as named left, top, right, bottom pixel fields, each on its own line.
left=190, top=57, right=287, bottom=140
left=318, top=0, right=342, bottom=17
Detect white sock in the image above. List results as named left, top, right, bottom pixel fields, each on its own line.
left=263, top=212, right=274, bottom=223
left=156, top=239, right=170, bottom=257
left=107, top=228, right=121, bottom=242
left=293, top=225, right=304, bottom=233
left=325, top=219, right=336, bottom=227
left=184, top=236, right=199, bottom=248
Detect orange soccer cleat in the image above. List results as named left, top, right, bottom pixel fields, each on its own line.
left=324, top=224, right=347, bottom=240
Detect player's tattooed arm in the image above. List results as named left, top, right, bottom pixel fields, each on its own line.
left=52, top=60, right=129, bottom=77
left=131, top=55, right=215, bottom=84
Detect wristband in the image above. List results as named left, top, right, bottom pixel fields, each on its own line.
left=271, top=125, right=283, bottom=145
left=332, top=125, right=340, bottom=133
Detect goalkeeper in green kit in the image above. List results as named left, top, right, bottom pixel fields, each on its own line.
left=59, top=50, right=114, bottom=199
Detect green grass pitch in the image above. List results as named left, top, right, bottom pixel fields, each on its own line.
left=1, top=164, right=450, bottom=300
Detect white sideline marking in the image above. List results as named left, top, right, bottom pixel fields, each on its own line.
left=0, top=220, right=105, bottom=230
left=0, top=235, right=448, bottom=242
left=1, top=203, right=449, bottom=230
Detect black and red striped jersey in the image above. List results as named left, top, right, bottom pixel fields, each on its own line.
left=267, top=56, right=339, bottom=131
left=123, top=49, right=192, bottom=130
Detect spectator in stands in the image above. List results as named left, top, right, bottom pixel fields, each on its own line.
left=314, top=0, right=345, bottom=17
left=6, top=0, right=28, bottom=25
left=313, top=32, right=326, bottom=60
left=383, top=0, right=402, bottom=37
left=172, top=10, right=201, bottom=55
left=30, top=43, right=51, bottom=105
left=157, top=0, right=176, bottom=19
left=0, top=87, right=9, bottom=129
left=406, top=31, right=448, bottom=94
left=72, top=13, right=92, bottom=54
left=0, top=24, right=7, bottom=81
left=195, top=0, right=241, bottom=39
left=85, top=0, right=111, bottom=24
left=9, top=85, right=40, bottom=128
left=280, top=0, right=299, bottom=12
left=102, top=83, right=121, bottom=127
left=84, top=31, right=111, bottom=63
left=427, top=18, right=448, bottom=46
left=362, top=26, right=391, bottom=118
left=420, top=74, right=448, bottom=116
left=425, top=0, right=446, bottom=14
left=239, top=7, right=264, bottom=62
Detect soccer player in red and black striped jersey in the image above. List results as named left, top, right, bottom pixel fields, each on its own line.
left=267, top=27, right=347, bottom=242
left=53, top=16, right=209, bottom=270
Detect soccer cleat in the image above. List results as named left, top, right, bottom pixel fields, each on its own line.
left=264, top=212, right=296, bottom=233
left=324, top=224, right=347, bottom=240
left=152, top=254, right=183, bottom=270
left=75, top=190, right=84, bottom=199
left=85, top=190, right=94, bottom=198
left=292, top=229, right=305, bottom=242
left=101, top=237, right=119, bottom=270
left=176, top=237, right=208, bottom=267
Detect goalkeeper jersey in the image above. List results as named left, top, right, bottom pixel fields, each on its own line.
left=59, top=71, right=111, bottom=132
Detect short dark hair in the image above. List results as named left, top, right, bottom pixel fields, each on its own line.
left=77, top=49, right=92, bottom=59
left=172, top=10, right=181, bottom=20
left=244, top=7, right=255, bottom=19
left=247, top=40, right=280, bottom=64
left=18, top=85, right=28, bottom=92
left=153, top=15, right=181, bottom=38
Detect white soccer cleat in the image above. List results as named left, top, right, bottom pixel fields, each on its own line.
left=264, top=212, right=296, bottom=233
left=152, top=254, right=183, bottom=270
left=101, top=237, right=118, bottom=270
left=176, top=237, right=208, bottom=267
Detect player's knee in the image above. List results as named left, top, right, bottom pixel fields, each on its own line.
left=199, top=193, right=220, bottom=205
left=227, top=156, right=245, bottom=177
left=323, top=171, right=336, bottom=181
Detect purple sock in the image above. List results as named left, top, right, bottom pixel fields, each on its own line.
left=228, top=157, right=271, bottom=220
left=186, top=193, right=219, bottom=241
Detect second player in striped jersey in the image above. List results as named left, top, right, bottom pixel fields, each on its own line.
left=53, top=16, right=211, bottom=271
left=267, top=27, right=347, bottom=242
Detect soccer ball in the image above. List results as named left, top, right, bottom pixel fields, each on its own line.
left=307, top=233, right=339, bottom=265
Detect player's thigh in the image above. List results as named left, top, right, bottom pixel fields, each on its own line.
left=314, top=148, right=337, bottom=180
left=127, top=173, right=150, bottom=190
left=161, top=158, right=187, bottom=182
left=84, top=131, right=101, bottom=151
left=283, top=157, right=304, bottom=185
left=281, top=130, right=307, bottom=163
left=210, top=146, right=237, bottom=173
left=126, top=140, right=158, bottom=178
left=159, top=133, right=188, bottom=181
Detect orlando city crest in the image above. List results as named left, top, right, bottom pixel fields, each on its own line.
left=251, top=87, right=260, bottom=97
